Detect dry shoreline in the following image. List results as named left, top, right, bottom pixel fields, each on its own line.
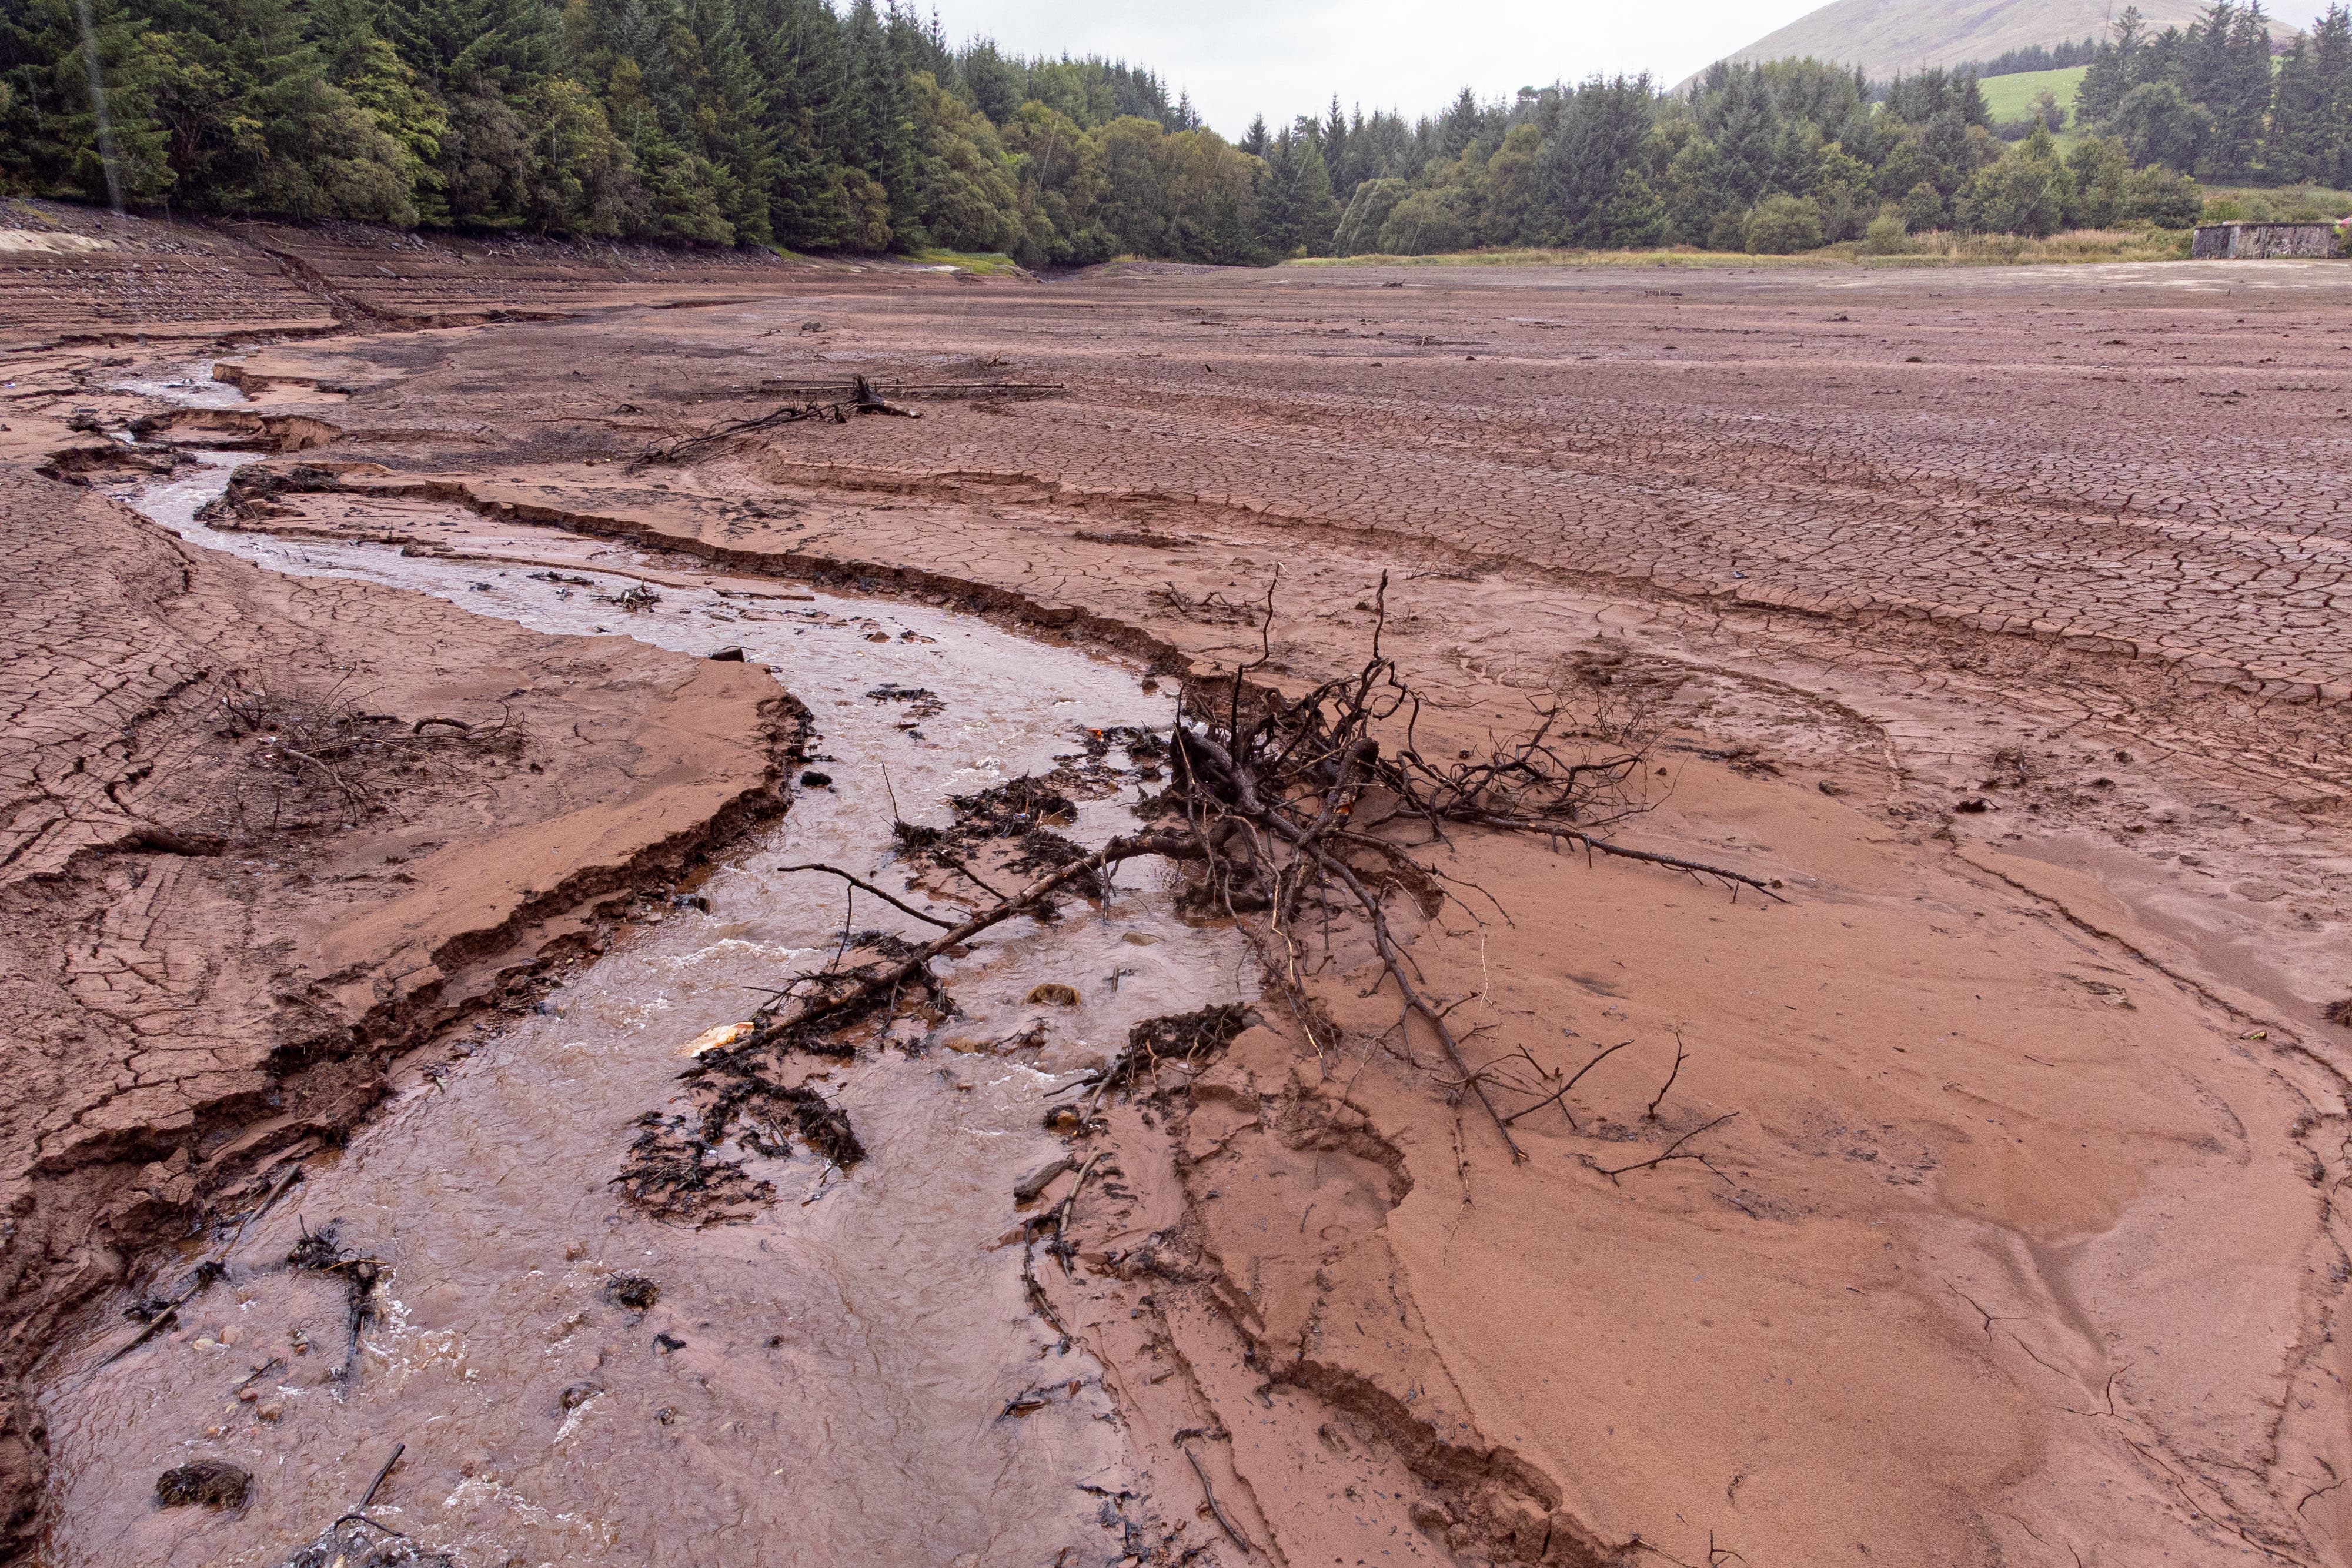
left=5, top=208, right=2350, bottom=1566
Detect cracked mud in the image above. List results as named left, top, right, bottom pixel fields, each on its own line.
left=4, top=209, right=2350, bottom=1568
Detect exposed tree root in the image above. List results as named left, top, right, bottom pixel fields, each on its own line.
left=669, top=574, right=1781, bottom=1195
left=632, top=375, right=918, bottom=469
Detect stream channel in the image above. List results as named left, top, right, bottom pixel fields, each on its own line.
left=40, top=404, right=1251, bottom=1567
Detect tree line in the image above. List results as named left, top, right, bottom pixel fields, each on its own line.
left=2079, top=1, right=2352, bottom=185
left=0, top=0, right=1259, bottom=258
left=1, top=0, right=2346, bottom=262
left=1311, top=61, right=2203, bottom=254
left=1956, top=36, right=2100, bottom=79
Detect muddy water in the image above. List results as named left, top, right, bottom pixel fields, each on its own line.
left=42, top=454, right=1247, bottom=1566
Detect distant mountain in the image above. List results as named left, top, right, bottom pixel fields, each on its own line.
left=1713, top=0, right=2291, bottom=82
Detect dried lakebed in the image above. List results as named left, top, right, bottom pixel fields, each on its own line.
left=38, top=450, right=1250, bottom=1566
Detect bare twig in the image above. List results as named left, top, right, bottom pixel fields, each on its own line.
left=776, top=863, right=957, bottom=929
left=1052, top=1152, right=1102, bottom=1275
left=1182, top=1443, right=1256, bottom=1556
left=226, top=1159, right=305, bottom=1254
left=1590, top=1112, right=1740, bottom=1182
left=718, top=832, right=1201, bottom=1068
left=936, top=850, right=1010, bottom=900
left=1499, top=1039, right=1633, bottom=1128
left=1646, top=1034, right=1688, bottom=1122
left=358, top=1443, right=405, bottom=1510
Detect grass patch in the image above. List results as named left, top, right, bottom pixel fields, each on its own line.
left=2199, top=183, right=2352, bottom=222
left=1845, top=227, right=2193, bottom=264
left=1979, top=65, right=2087, bottom=128
left=905, top=248, right=1025, bottom=275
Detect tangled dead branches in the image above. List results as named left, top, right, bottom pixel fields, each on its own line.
left=633, top=375, right=918, bottom=469
left=1142, top=573, right=1777, bottom=1159
left=716, top=574, right=1776, bottom=1179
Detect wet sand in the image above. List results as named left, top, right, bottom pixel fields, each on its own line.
left=5, top=211, right=2350, bottom=1567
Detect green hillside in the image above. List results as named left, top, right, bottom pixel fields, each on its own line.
left=1719, top=0, right=2290, bottom=81
left=1979, top=65, right=2088, bottom=127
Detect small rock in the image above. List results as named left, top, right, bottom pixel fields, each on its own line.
left=680, top=1021, right=753, bottom=1058
left=707, top=646, right=746, bottom=661
left=559, top=1380, right=602, bottom=1411
left=255, top=1401, right=285, bottom=1422
left=800, top=770, right=834, bottom=788
left=1025, top=983, right=1081, bottom=1007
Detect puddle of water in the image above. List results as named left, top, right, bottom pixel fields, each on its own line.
left=108, top=359, right=247, bottom=409
left=44, top=447, right=1246, bottom=1564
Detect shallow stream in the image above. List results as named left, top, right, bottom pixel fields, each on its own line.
left=41, top=430, right=1245, bottom=1566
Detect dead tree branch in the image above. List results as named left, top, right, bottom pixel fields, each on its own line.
left=716, top=573, right=1778, bottom=1183
left=776, top=863, right=959, bottom=929
left=1588, top=1112, right=1740, bottom=1183
left=633, top=376, right=919, bottom=468
left=1646, top=1035, right=1688, bottom=1121
left=1500, top=1038, right=1632, bottom=1128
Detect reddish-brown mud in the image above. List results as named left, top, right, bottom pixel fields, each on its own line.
left=6, top=212, right=2350, bottom=1567
left=0, top=462, right=800, bottom=1554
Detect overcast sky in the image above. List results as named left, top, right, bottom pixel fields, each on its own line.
left=930, top=0, right=1826, bottom=136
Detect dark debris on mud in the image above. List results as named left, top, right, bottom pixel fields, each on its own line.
left=617, top=975, right=879, bottom=1225
left=286, top=1222, right=385, bottom=1354
left=155, top=1460, right=250, bottom=1509
left=614, top=724, right=1181, bottom=1228
left=613, top=1111, right=781, bottom=1224
left=1101, top=1005, right=1251, bottom=1095
left=948, top=775, right=1077, bottom=836
left=282, top=1518, right=453, bottom=1568
left=602, top=1272, right=660, bottom=1311
left=866, top=683, right=946, bottom=723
